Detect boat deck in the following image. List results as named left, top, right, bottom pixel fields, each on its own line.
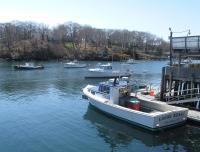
left=132, top=90, right=200, bottom=124
left=139, top=106, right=161, bottom=114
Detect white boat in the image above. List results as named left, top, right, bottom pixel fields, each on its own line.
left=85, top=63, right=132, bottom=78
left=14, top=62, right=44, bottom=70
left=126, top=59, right=138, bottom=64
left=182, top=58, right=192, bottom=64
left=64, top=60, right=87, bottom=68
left=167, top=58, right=192, bottom=66
left=82, top=78, right=188, bottom=131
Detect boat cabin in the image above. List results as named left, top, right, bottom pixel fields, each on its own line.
left=96, top=78, right=142, bottom=110
left=95, top=78, right=180, bottom=113
left=98, top=63, right=112, bottom=70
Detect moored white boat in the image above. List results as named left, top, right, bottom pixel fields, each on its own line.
left=82, top=78, right=188, bottom=131
left=126, top=59, right=138, bottom=64
left=64, top=60, right=87, bottom=68
left=85, top=63, right=132, bottom=78
left=14, top=62, right=44, bottom=70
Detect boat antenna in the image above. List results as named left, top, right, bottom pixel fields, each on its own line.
left=112, top=50, right=113, bottom=64
left=113, top=77, right=117, bottom=86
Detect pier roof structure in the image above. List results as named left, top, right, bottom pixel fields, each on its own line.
left=171, top=35, right=200, bottom=56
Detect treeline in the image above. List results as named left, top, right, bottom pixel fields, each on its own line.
left=0, top=21, right=169, bottom=60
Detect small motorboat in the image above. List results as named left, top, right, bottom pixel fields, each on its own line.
left=85, top=63, right=132, bottom=78
left=126, top=59, right=138, bottom=64
left=82, top=77, right=188, bottom=131
left=14, top=63, right=44, bottom=70
left=167, top=58, right=192, bottom=66
left=64, top=60, right=87, bottom=68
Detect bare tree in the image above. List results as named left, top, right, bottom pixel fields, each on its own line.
left=0, top=21, right=168, bottom=60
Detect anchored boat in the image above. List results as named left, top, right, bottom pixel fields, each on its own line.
left=64, top=60, right=87, bottom=68
left=126, top=59, right=139, bottom=64
left=14, top=63, right=44, bottom=70
left=85, top=63, right=132, bottom=78
left=82, top=78, right=188, bottom=131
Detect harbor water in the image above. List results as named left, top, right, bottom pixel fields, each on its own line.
left=0, top=60, right=199, bottom=152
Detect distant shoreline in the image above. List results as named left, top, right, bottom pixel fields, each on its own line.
left=0, top=21, right=169, bottom=61
left=0, top=56, right=168, bottom=62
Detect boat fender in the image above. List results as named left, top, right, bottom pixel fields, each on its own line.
left=149, top=89, right=154, bottom=96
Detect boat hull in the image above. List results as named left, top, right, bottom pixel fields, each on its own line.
left=64, top=64, right=87, bottom=68
left=89, top=102, right=186, bottom=131
left=14, top=65, right=44, bottom=70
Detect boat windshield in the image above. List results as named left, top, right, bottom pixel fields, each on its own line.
left=25, top=63, right=34, bottom=66
left=67, top=62, right=76, bottom=65
left=98, top=82, right=110, bottom=93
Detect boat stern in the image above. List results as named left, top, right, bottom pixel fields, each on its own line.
left=152, top=108, right=188, bottom=129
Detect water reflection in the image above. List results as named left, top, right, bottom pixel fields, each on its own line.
left=84, top=105, right=200, bottom=151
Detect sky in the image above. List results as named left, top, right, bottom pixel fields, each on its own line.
left=0, top=0, right=200, bottom=40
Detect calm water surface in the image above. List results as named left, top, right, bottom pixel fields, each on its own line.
left=0, top=60, right=199, bottom=152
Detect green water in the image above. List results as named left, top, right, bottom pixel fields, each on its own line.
left=0, top=60, right=199, bottom=152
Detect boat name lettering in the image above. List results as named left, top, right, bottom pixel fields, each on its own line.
left=173, top=112, right=184, bottom=118
left=159, top=114, right=172, bottom=121
left=159, top=112, right=184, bottom=121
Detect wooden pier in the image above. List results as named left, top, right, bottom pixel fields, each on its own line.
left=159, top=32, right=200, bottom=123
left=160, top=65, right=200, bottom=103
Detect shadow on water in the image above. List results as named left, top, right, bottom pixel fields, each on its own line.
left=84, top=105, right=200, bottom=152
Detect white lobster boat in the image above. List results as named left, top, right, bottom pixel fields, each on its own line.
left=85, top=63, right=132, bottom=78
left=82, top=78, right=188, bottom=131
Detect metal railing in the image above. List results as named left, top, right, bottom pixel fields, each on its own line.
left=164, top=87, right=200, bottom=102
left=88, top=88, right=110, bottom=99
left=172, top=35, right=200, bottom=50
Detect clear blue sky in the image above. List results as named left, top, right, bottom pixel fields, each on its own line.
left=1, top=0, right=199, bottom=40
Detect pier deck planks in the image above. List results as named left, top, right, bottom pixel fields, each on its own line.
left=188, top=110, right=200, bottom=123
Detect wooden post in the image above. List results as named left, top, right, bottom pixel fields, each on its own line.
left=178, top=53, right=181, bottom=67
left=160, top=67, right=166, bottom=101
left=191, top=81, right=193, bottom=98
left=174, top=81, right=179, bottom=96
left=169, top=71, right=173, bottom=98
left=169, top=30, right=173, bottom=66
left=183, top=82, right=187, bottom=96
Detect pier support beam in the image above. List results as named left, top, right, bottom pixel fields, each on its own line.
left=160, top=67, right=166, bottom=101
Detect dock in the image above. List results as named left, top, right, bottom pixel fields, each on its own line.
left=156, top=32, right=200, bottom=124
left=188, top=110, right=200, bottom=123
left=160, top=33, right=200, bottom=104
left=130, top=32, right=200, bottom=125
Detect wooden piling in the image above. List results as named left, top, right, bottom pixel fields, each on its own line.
left=160, top=66, right=200, bottom=104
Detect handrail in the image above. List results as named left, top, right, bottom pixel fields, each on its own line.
left=87, top=88, right=109, bottom=96
left=165, top=93, right=200, bottom=101
left=164, top=87, right=200, bottom=102
left=164, top=88, right=200, bottom=95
